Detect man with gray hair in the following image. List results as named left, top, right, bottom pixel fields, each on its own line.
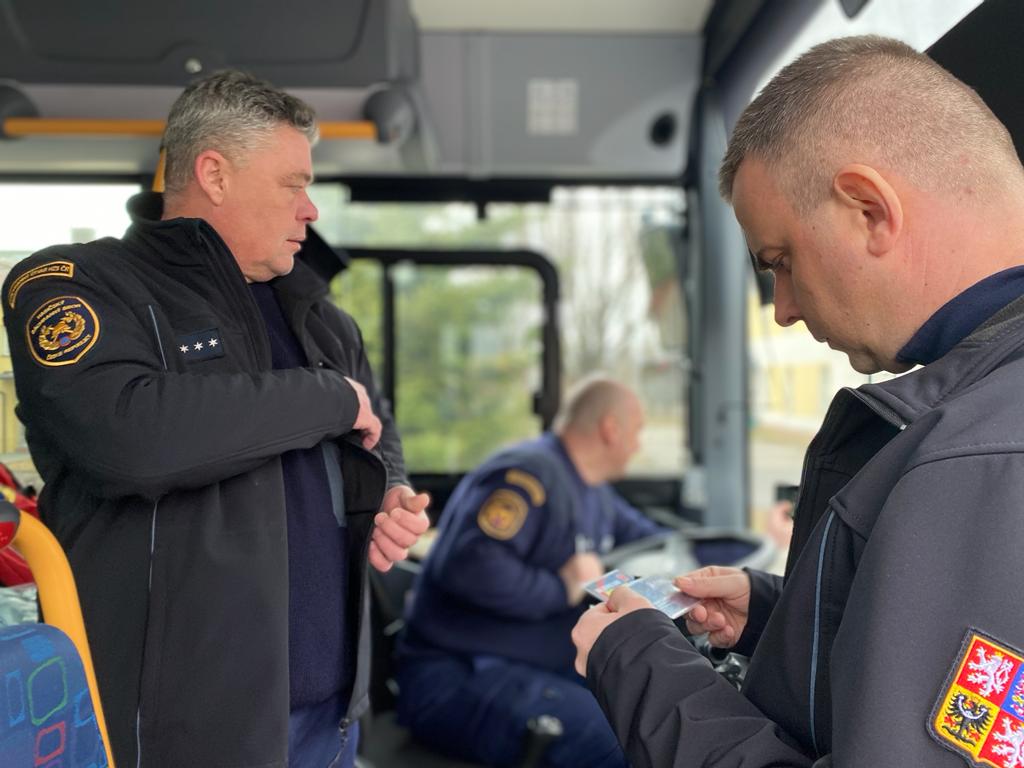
left=396, top=376, right=665, bottom=767
left=2, top=70, right=429, bottom=767
left=573, top=35, right=1024, bottom=766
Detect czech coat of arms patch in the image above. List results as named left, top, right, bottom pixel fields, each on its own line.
left=930, top=629, right=1024, bottom=767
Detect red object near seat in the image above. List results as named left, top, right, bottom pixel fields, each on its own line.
left=0, top=464, right=39, bottom=585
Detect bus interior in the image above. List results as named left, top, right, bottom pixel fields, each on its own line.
left=0, top=0, right=1019, bottom=765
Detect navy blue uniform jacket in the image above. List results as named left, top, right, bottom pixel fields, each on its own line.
left=404, top=432, right=662, bottom=672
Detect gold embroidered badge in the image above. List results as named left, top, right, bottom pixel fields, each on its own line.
left=27, top=296, right=100, bottom=367
left=930, top=629, right=1024, bottom=767
left=505, top=469, right=546, bottom=506
left=7, top=261, right=74, bottom=309
left=477, top=489, right=528, bottom=540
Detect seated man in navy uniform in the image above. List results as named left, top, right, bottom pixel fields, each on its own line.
left=396, top=376, right=665, bottom=767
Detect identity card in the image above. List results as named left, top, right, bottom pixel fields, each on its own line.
left=583, top=569, right=699, bottom=620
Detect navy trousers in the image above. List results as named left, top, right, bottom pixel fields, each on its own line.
left=396, top=654, right=627, bottom=768
left=288, top=693, right=359, bottom=768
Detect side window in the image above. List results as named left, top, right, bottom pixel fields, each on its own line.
left=329, top=260, right=545, bottom=473
left=311, top=185, right=689, bottom=477
left=0, top=183, right=139, bottom=487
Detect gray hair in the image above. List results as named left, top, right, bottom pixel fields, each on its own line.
left=162, top=69, right=318, bottom=196
left=719, top=35, right=1022, bottom=212
left=552, top=375, right=634, bottom=435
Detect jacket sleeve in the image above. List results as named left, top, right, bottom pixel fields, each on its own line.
left=610, top=490, right=666, bottom=544
left=4, top=260, right=361, bottom=500
left=432, top=475, right=570, bottom=620
left=732, top=568, right=784, bottom=657
left=353, top=321, right=408, bottom=489
left=588, top=608, right=814, bottom=768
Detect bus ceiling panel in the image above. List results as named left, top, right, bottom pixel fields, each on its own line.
left=411, top=0, right=713, bottom=34
left=417, top=32, right=701, bottom=179
left=928, top=0, right=1024, bottom=163
left=0, top=0, right=418, bottom=87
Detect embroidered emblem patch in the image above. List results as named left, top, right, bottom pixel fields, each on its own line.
left=505, top=469, right=546, bottom=506
left=176, top=328, right=224, bottom=362
left=26, top=296, right=99, bottom=367
left=930, top=629, right=1024, bottom=767
left=7, top=261, right=74, bottom=309
left=477, top=489, right=528, bottom=540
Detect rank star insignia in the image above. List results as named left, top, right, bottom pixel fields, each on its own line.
left=176, top=327, right=224, bottom=363
left=930, top=629, right=1024, bottom=767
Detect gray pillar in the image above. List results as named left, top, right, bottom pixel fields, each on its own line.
left=692, top=87, right=748, bottom=530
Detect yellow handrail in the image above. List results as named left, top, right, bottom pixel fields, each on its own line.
left=11, top=514, right=116, bottom=768
left=3, top=117, right=378, bottom=140
left=4, top=118, right=166, bottom=137
left=318, top=121, right=377, bottom=140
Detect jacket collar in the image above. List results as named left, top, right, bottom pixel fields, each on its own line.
left=123, top=191, right=238, bottom=272
left=859, top=292, right=1024, bottom=425
left=124, top=191, right=329, bottom=302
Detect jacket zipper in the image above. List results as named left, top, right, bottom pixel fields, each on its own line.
left=137, top=305, right=168, bottom=767
left=845, top=387, right=908, bottom=431
left=196, top=228, right=270, bottom=369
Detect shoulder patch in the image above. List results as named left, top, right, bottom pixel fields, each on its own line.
left=8, top=261, right=74, bottom=309
left=929, top=628, right=1024, bottom=767
left=26, top=296, right=100, bottom=367
left=477, top=488, right=528, bottom=540
left=505, top=469, right=546, bottom=506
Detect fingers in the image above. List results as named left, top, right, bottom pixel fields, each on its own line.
left=361, top=414, right=382, bottom=450
left=371, top=524, right=411, bottom=564
left=368, top=540, right=393, bottom=572
left=401, top=491, right=430, bottom=515
left=571, top=604, right=612, bottom=676
left=684, top=607, right=738, bottom=647
left=674, top=566, right=747, bottom=599
left=387, top=507, right=430, bottom=536
left=374, top=512, right=421, bottom=550
left=606, top=585, right=653, bottom=613
left=708, top=624, right=737, bottom=647
left=343, top=376, right=382, bottom=449
left=684, top=607, right=726, bottom=635
left=563, top=552, right=603, bottom=583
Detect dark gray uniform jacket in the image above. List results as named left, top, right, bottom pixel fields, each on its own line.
left=587, top=294, right=1024, bottom=767
left=2, top=207, right=406, bottom=767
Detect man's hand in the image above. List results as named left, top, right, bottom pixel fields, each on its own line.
left=369, top=485, right=430, bottom=572
left=343, top=376, right=382, bottom=450
left=572, top=586, right=653, bottom=676
left=558, top=552, right=604, bottom=606
left=676, top=565, right=751, bottom=648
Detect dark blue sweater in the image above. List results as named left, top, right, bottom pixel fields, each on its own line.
left=898, top=265, right=1024, bottom=365
left=251, top=282, right=350, bottom=708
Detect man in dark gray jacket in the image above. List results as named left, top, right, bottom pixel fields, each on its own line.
left=573, top=35, right=1024, bottom=767
left=3, top=71, right=429, bottom=767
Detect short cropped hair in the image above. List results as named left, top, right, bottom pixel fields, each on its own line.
left=162, top=70, right=318, bottom=196
left=719, top=35, right=1022, bottom=212
left=552, top=375, right=632, bottom=435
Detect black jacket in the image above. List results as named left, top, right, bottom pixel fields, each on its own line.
left=2, top=205, right=406, bottom=767
left=587, top=295, right=1024, bottom=767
